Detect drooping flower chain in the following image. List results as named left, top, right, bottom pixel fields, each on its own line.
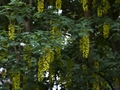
left=97, top=0, right=110, bottom=17
left=92, top=0, right=96, bottom=8
left=23, top=54, right=32, bottom=67
left=115, top=0, right=120, bottom=3
left=79, top=35, right=90, bottom=58
left=80, top=0, right=88, bottom=11
left=23, top=45, right=32, bottom=67
left=38, top=48, right=54, bottom=81
left=37, top=0, right=44, bottom=12
left=103, top=22, right=110, bottom=38
left=8, top=23, right=15, bottom=40
left=93, top=61, right=99, bottom=90
left=50, top=21, right=62, bottom=60
left=12, top=71, right=20, bottom=90
left=56, top=0, right=62, bottom=9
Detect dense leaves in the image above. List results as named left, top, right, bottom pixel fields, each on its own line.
left=0, top=0, right=120, bottom=90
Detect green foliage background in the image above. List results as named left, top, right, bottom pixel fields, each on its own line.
left=0, top=0, right=120, bottom=90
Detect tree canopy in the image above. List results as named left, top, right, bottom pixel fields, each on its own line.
left=0, top=0, right=120, bottom=90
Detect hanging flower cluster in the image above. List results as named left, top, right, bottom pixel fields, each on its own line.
left=79, top=35, right=90, bottom=58
left=115, top=0, right=120, bottom=3
left=93, top=78, right=99, bottom=90
left=81, top=0, right=88, bottom=11
left=55, top=47, right=61, bottom=59
left=55, top=28, right=62, bottom=60
left=23, top=45, right=32, bottom=67
left=8, top=23, right=15, bottom=40
left=56, top=0, right=62, bottom=9
left=37, top=0, right=44, bottom=12
left=49, top=20, right=62, bottom=83
left=51, top=27, right=55, bottom=38
left=97, top=0, right=110, bottom=17
left=103, top=22, right=110, bottom=38
left=1, top=49, right=8, bottom=61
left=24, top=54, right=32, bottom=67
left=38, top=58, right=45, bottom=82
left=50, top=24, right=62, bottom=39
left=38, top=48, right=54, bottom=82
left=92, top=0, right=96, bottom=8
left=50, top=21, right=62, bottom=60
left=93, top=61, right=99, bottom=90
left=12, top=71, right=20, bottom=90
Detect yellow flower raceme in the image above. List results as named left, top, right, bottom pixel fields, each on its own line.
left=51, top=27, right=55, bottom=38
left=55, top=47, right=61, bottom=60
left=38, top=58, right=44, bottom=81
left=115, top=0, right=120, bottom=3
left=23, top=45, right=33, bottom=67
left=12, top=71, right=20, bottom=90
left=24, top=54, right=32, bottom=67
left=93, top=80, right=99, bottom=90
left=93, top=61, right=99, bottom=90
left=81, top=0, right=88, bottom=11
left=102, top=0, right=110, bottom=14
left=56, top=0, right=62, bottom=9
left=92, top=0, right=96, bottom=8
left=97, top=6, right=103, bottom=17
left=37, top=0, right=44, bottom=12
left=97, top=0, right=110, bottom=17
left=50, top=22, right=62, bottom=59
left=8, top=23, right=15, bottom=40
left=103, top=22, right=110, bottom=38
left=79, top=35, right=90, bottom=58
left=38, top=48, right=54, bottom=82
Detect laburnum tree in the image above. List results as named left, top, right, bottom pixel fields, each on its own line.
left=0, top=0, right=120, bottom=90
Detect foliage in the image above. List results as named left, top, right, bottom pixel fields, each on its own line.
left=0, top=0, right=120, bottom=90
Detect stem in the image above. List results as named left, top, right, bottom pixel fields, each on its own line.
left=98, top=73, right=115, bottom=90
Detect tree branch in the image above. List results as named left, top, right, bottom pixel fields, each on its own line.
left=98, top=73, right=115, bottom=90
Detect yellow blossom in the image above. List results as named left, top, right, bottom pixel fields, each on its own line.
left=92, top=0, right=96, bottom=8
left=81, top=0, right=88, bottom=11
left=56, top=0, right=62, bottom=9
left=8, top=23, right=15, bottom=40
left=115, top=0, right=120, bottom=3
left=12, top=71, right=20, bottom=90
left=79, top=35, right=90, bottom=58
left=37, top=0, right=44, bottom=12
left=38, top=48, right=54, bottom=82
left=97, top=0, right=110, bottom=17
left=103, top=22, right=110, bottom=38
